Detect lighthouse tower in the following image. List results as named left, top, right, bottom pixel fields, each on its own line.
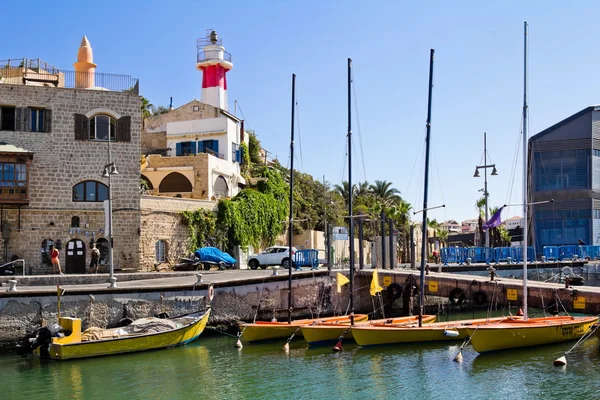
left=73, top=35, right=97, bottom=89
left=196, top=30, right=233, bottom=111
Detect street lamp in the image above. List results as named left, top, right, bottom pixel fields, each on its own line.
left=102, top=161, right=118, bottom=288
left=473, top=131, right=498, bottom=248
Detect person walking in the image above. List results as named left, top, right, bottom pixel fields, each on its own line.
left=49, top=244, right=63, bottom=274
left=90, top=243, right=100, bottom=274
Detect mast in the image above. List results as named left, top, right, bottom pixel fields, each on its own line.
left=419, top=49, right=435, bottom=327
left=347, top=58, right=355, bottom=325
left=522, top=22, right=529, bottom=320
left=288, top=73, right=296, bottom=324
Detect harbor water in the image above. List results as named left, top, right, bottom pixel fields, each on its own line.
left=2, top=325, right=600, bottom=400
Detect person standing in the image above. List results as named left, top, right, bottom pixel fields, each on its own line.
left=49, top=244, right=62, bottom=274
left=90, top=243, right=100, bottom=274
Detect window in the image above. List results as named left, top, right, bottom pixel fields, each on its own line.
left=198, top=140, right=220, bottom=157
left=73, top=181, right=108, bottom=202
left=89, top=115, right=116, bottom=141
left=176, top=141, right=196, bottom=156
left=594, top=149, right=600, bottom=157
left=0, top=106, right=16, bottom=131
left=71, top=216, right=80, bottom=228
left=0, top=162, right=27, bottom=197
left=232, top=143, right=241, bottom=163
left=533, top=149, right=589, bottom=191
left=30, top=109, right=45, bottom=132
left=156, top=240, right=167, bottom=262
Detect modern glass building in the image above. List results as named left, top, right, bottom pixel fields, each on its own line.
left=529, top=105, right=600, bottom=251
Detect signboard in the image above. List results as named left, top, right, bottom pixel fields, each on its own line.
left=383, top=276, right=392, bottom=286
left=428, top=281, right=438, bottom=293
left=506, top=288, right=518, bottom=301
left=573, top=297, right=586, bottom=309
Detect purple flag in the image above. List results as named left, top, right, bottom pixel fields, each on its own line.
left=482, top=206, right=505, bottom=231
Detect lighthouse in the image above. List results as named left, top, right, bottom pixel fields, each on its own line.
left=73, top=35, right=97, bottom=89
left=196, top=30, right=233, bottom=111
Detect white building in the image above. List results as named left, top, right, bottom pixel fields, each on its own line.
left=461, top=218, right=479, bottom=233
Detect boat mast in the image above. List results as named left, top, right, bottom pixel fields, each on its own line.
left=288, top=73, right=296, bottom=324
left=347, top=58, right=355, bottom=325
left=522, top=22, right=529, bottom=320
left=419, top=49, right=435, bottom=327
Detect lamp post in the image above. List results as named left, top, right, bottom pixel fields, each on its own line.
left=473, top=132, right=498, bottom=248
left=103, top=128, right=119, bottom=288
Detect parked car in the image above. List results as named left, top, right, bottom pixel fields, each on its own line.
left=174, top=247, right=237, bottom=271
left=247, top=246, right=298, bottom=270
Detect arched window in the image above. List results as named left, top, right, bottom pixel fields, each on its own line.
left=73, top=181, right=108, bottom=202
left=214, top=175, right=228, bottom=198
left=155, top=240, right=167, bottom=262
left=90, top=115, right=116, bottom=141
left=158, top=172, right=192, bottom=193
left=71, top=216, right=80, bottom=228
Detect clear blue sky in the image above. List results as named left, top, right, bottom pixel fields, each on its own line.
left=3, top=0, right=599, bottom=223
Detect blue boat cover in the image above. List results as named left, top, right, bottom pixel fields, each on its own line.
left=194, top=247, right=236, bottom=265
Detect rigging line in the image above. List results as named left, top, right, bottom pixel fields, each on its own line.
left=351, top=134, right=365, bottom=183
left=505, top=114, right=524, bottom=214
left=236, top=102, right=249, bottom=127
left=339, top=138, right=348, bottom=185
left=405, top=127, right=427, bottom=206
left=431, top=142, right=446, bottom=213
left=296, top=99, right=304, bottom=172
left=351, top=68, right=368, bottom=182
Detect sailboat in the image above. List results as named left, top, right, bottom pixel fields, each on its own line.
left=300, top=59, right=437, bottom=346
left=349, top=50, right=516, bottom=348
left=467, top=22, right=598, bottom=353
left=240, top=73, right=367, bottom=344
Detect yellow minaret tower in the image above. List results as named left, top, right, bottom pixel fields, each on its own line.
left=73, top=35, right=97, bottom=89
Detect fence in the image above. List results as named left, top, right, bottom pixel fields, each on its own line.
left=441, top=246, right=536, bottom=265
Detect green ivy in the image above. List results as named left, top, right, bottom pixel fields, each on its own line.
left=240, top=142, right=250, bottom=174
left=180, top=208, right=218, bottom=252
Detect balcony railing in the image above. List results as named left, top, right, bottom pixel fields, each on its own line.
left=0, top=58, right=139, bottom=94
left=196, top=49, right=232, bottom=64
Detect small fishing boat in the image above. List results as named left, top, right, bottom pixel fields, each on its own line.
left=352, top=316, right=517, bottom=347
left=18, top=310, right=211, bottom=360
left=300, top=315, right=437, bottom=346
left=240, top=314, right=369, bottom=343
left=467, top=23, right=598, bottom=354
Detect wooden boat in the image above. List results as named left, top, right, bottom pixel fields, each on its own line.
left=300, top=315, right=437, bottom=346
left=352, top=316, right=518, bottom=347
left=467, top=315, right=598, bottom=353
left=240, top=314, right=369, bottom=343
left=467, top=23, right=597, bottom=354
left=27, top=310, right=210, bottom=360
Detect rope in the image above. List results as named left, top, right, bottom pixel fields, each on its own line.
left=205, top=326, right=239, bottom=338
left=563, top=322, right=600, bottom=356
left=351, top=68, right=368, bottom=182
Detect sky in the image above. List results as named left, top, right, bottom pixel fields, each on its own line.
left=3, top=0, right=599, bottom=224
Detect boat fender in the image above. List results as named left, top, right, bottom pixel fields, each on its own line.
left=443, top=329, right=460, bottom=337
left=386, top=283, right=403, bottom=301
left=448, top=288, right=465, bottom=305
left=473, top=291, right=487, bottom=306
left=208, top=283, right=215, bottom=302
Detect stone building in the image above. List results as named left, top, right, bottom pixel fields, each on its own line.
left=0, top=37, right=141, bottom=274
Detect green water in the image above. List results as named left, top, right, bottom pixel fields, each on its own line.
left=2, top=329, right=600, bottom=400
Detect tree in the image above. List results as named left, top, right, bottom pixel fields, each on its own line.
left=248, top=130, right=262, bottom=164
left=369, top=180, right=401, bottom=205
left=141, top=96, right=153, bottom=119
left=152, top=105, right=170, bottom=115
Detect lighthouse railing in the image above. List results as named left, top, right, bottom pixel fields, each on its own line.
left=197, top=49, right=232, bottom=64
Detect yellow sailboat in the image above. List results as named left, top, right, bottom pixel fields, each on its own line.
left=352, top=316, right=516, bottom=347
left=23, top=310, right=211, bottom=360
left=467, top=22, right=598, bottom=354
left=300, top=315, right=437, bottom=346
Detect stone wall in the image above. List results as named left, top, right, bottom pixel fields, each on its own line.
left=139, top=196, right=216, bottom=271
left=0, top=83, right=141, bottom=273
left=142, top=153, right=210, bottom=199
left=141, top=131, right=167, bottom=154
left=143, top=100, right=219, bottom=134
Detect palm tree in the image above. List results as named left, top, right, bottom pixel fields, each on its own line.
left=141, top=96, right=154, bottom=120
left=354, top=181, right=370, bottom=198
left=333, top=181, right=352, bottom=205
left=369, top=180, right=401, bottom=206
left=475, top=196, right=486, bottom=246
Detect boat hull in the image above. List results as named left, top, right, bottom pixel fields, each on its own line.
left=467, top=315, right=599, bottom=353
left=352, top=317, right=515, bottom=347
left=240, top=314, right=369, bottom=343
left=301, top=315, right=436, bottom=346
left=42, top=310, right=210, bottom=360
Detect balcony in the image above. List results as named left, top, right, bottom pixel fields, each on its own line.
left=0, top=58, right=139, bottom=94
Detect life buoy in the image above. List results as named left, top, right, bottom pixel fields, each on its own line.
left=473, top=290, right=487, bottom=306
left=386, top=283, right=403, bottom=300
left=448, top=288, right=465, bottom=305
left=208, top=284, right=215, bottom=302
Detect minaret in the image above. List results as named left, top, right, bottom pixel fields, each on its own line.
left=196, top=30, right=233, bottom=110
left=73, top=35, right=97, bottom=89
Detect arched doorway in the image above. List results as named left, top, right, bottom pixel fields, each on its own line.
left=65, top=239, right=86, bottom=274
left=159, top=172, right=192, bottom=193
left=214, top=175, right=228, bottom=198
left=95, top=238, right=109, bottom=271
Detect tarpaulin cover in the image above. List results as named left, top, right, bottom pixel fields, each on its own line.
left=194, top=247, right=236, bottom=265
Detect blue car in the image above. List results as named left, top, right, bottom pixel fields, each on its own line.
left=194, top=247, right=237, bottom=270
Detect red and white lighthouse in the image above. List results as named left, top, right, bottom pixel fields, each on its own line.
left=196, top=30, right=233, bottom=111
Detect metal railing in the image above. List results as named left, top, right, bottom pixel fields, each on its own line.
left=196, top=49, right=232, bottom=64
left=0, top=58, right=139, bottom=94
left=0, top=259, right=26, bottom=275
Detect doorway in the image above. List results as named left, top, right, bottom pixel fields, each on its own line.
left=66, top=239, right=86, bottom=274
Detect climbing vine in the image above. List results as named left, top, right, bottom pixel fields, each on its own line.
left=240, top=142, right=250, bottom=174
left=180, top=208, right=218, bottom=252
